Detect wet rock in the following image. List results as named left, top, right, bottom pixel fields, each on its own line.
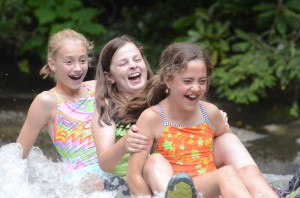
left=231, top=126, right=266, bottom=143
left=262, top=119, right=300, bottom=136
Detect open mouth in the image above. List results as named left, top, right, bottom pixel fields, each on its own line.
left=69, top=75, right=82, bottom=80
left=128, top=72, right=141, bottom=81
left=185, top=95, right=198, bottom=101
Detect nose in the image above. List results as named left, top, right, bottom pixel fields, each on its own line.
left=73, top=62, right=82, bottom=72
left=191, top=83, right=201, bottom=92
left=128, top=60, right=137, bottom=69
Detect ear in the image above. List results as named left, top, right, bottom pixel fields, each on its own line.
left=104, top=72, right=115, bottom=84
left=48, top=58, right=56, bottom=72
left=164, top=77, right=171, bottom=89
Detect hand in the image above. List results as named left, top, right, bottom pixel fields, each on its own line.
left=125, top=125, right=149, bottom=153
left=220, top=110, right=229, bottom=128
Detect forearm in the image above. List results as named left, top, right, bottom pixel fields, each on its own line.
left=98, top=136, right=127, bottom=172
left=127, top=174, right=152, bottom=196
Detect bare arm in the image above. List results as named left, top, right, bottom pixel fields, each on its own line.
left=127, top=108, right=161, bottom=196
left=91, top=110, right=149, bottom=172
left=16, top=91, right=56, bottom=158
left=204, top=102, right=232, bottom=137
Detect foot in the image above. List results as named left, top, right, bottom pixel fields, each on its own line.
left=104, top=175, right=131, bottom=197
left=285, top=186, right=300, bottom=198
left=276, top=168, right=300, bottom=198
left=165, top=172, right=197, bottom=198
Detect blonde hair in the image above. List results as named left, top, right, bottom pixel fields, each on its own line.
left=39, top=29, right=94, bottom=79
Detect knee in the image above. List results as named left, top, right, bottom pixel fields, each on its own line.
left=143, top=153, right=172, bottom=175
left=215, top=133, right=240, bottom=144
left=239, top=164, right=261, bottom=178
left=144, top=153, right=168, bottom=169
left=217, top=165, right=240, bottom=180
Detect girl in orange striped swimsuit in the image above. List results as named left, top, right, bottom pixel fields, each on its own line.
left=122, top=42, right=277, bottom=198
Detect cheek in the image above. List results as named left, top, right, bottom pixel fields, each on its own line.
left=83, top=64, right=89, bottom=72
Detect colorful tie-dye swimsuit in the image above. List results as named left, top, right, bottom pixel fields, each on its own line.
left=152, top=102, right=217, bottom=177
left=50, top=85, right=104, bottom=181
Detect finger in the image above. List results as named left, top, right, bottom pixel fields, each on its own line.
left=130, top=125, right=138, bottom=133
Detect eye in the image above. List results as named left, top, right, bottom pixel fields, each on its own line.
left=199, top=79, right=207, bottom=85
left=118, top=61, right=127, bottom=66
left=65, top=60, right=72, bottom=65
left=183, top=79, right=192, bottom=84
left=134, top=57, right=142, bottom=63
left=81, top=59, right=87, bottom=64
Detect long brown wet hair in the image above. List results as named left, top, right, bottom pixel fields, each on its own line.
left=95, top=35, right=153, bottom=126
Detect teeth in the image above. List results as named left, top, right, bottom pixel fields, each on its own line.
left=129, top=73, right=140, bottom=78
left=189, top=95, right=197, bottom=99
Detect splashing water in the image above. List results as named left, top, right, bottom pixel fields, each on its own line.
left=0, top=143, right=292, bottom=198
left=0, top=143, right=116, bottom=198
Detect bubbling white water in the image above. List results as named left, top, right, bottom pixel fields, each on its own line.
left=0, top=143, right=291, bottom=198
left=0, top=143, right=116, bottom=198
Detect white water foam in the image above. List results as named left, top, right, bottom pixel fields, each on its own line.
left=0, top=143, right=116, bottom=198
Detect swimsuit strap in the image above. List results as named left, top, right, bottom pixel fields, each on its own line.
left=150, top=104, right=166, bottom=154
left=150, top=102, right=213, bottom=154
left=198, top=102, right=213, bottom=129
left=51, top=84, right=92, bottom=103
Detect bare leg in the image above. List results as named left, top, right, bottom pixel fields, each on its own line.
left=238, top=165, right=278, bottom=198
left=193, top=165, right=252, bottom=198
left=143, top=153, right=173, bottom=195
left=214, top=133, right=277, bottom=197
left=214, top=132, right=256, bottom=168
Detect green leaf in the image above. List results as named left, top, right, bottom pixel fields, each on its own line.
left=252, top=3, right=276, bottom=11
left=71, top=8, right=99, bottom=23
left=257, top=10, right=275, bottom=20
left=79, top=23, right=107, bottom=35
left=277, top=15, right=287, bottom=35
left=172, top=15, right=195, bottom=29
left=211, top=50, right=218, bottom=66
left=285, top=0, right=300, bottom=12
left=34, top=8, right=56, bottom=24
left=289, top=102, right=299, bottom=117
left=18, top=59, right=30, bottom=74
left=232, top=42, right=249, bottom=52
left=62, top=0, right=82, bottom=10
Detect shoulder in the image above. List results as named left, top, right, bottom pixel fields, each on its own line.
left=31, top=91, right=57, bottom=109
left=83, top=80, right=96, bottom=90
left=139, top=106, right=161, bottom=122
left=136, top=106, right=162, bottom=138
left=201, top=101, right=228, bottom=136
left=201, top=101, right=220, bottom=116
left=35, top=91, right=56, bottom=104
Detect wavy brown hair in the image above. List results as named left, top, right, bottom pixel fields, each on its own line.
left=119, top=42, right=214, bottom=125
left=95, top=35, right=153, bottom=126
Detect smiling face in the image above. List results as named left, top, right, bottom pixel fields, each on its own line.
left=166, top=59, right=208, bottom=112
left=49, top=42, right=88, bottom=91
left=106, top=42, right=148, bottom=97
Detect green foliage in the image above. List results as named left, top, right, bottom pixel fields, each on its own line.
left=1, top=0, right=106, bottom=72
left=1, top=0, right=299, bottom=118
left=24, top=0, right=106, bottom=58
left=172, top=0, right=300, bottom=117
